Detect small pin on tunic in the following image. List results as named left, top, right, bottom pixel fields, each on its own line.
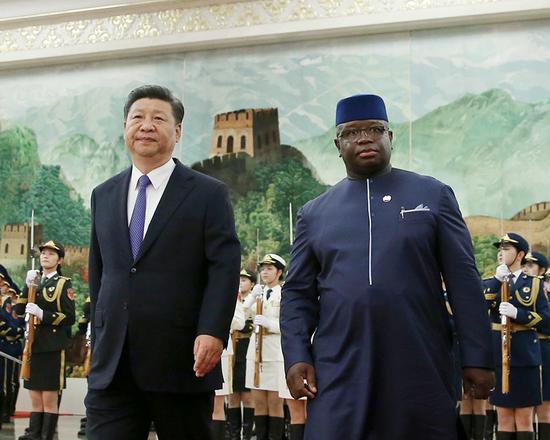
left=383, top=195, right=392, bottom=202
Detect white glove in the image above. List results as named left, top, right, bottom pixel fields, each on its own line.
left=254, top=315, right=272, bottom=330
left=495, top=264, right=511, bottom=282
left=25, top=270, right=40, bottom=287
left=251, top=284, right=263, bottom=298
left=499, top=302, right=518, bottom=319
left=242, top=285, right=264, bottom=310
left=26, top=303, right=44, bottom=320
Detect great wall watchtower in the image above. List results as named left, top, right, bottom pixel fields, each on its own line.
left=0, top=223, right=43, bottom=270
left=210, top=108, right=280, bottom=158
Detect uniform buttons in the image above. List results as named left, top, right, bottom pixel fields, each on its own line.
left=53, top=329, right=56, bottom=333
left=123, top=302, right=128, bottom=310
left=130, top=267, right=137, bottom=274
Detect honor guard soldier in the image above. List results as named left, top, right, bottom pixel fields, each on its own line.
left=484, top=234, right=550, bottom=440
left=212, top=290, right=246, bottom=440
left=0, top=277, right=24, bottom=425
left=227, top=269, right=257, bottom=440
left=243, top=254, right=287, bottom=440
left=523, top=252, right=550, bottom=439
left=15, top=240, right=76, bottom=440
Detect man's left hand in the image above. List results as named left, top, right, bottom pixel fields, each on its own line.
left=463, top=367, right=495, bottom=399
left=193, top=335, right=223, bottom=378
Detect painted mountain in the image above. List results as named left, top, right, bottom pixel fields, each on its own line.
left=294, top=89, right=550, bottom=218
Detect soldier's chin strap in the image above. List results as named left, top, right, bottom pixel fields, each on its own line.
left=0, top=350, right=22, bottom=365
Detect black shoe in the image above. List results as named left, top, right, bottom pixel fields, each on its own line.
left=18, top=412, right=43, bottom=440
left=40, top=413, right=58, bottom=440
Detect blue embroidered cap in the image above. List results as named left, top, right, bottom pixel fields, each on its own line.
left=493, top=232, right=529, bottom=255
left=336, top=94, right=388, bottom=126
left=525, top=251, right=549, bottom=270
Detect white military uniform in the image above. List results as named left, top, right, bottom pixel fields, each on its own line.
left=244, top=284, right=291, bottom=397
left=216, top=299, right=246, bottom=396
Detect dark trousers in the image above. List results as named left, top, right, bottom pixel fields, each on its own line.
left=85, top=344, right=214, bottom=440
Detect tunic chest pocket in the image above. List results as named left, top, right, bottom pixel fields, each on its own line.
left=399, top=211, right=436, bottom=225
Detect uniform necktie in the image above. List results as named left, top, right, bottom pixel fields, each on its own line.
left=266, top=289, right=272, bottom=300
left=129, top=175, right=151, bottom=259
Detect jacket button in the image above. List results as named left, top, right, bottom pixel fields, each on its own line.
left=130, top=267, right=137, bottom=274
left=123, top=302, right=128, bottom=310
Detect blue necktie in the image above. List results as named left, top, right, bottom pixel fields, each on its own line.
left=129, top=175, right=150, bottom=259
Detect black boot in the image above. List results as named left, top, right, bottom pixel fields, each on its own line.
left=226, top=408, right=242, bottom=440
left=290, top=424, right=305, bottom=440
left=461, top=414, right=473, bottom=439
left=539, top=424, right=550, bottom=440
left=473, top=415, right=487, bottom=440
left=496, top=432, right=516, bottom=440
left=211, top=420, right=225, bottom=440
left=254, top=415, right=269, bottom=440
left=516, top=432, right=535, bottom=440
left=268, top=416, right=285, bottom=440
left=242, top=407, right=254, bottom=440
left=40, top=413, right=58, bottom=440
left=18, top=412, right=43, bottom=440
left=485, top=410, right=496, bottom=440
left=2, top=389, right=12, bottom=423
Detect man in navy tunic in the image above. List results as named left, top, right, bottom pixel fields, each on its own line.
left=280, top=94, right=495, bottom=440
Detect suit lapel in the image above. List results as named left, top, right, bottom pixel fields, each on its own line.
left=134, top=160, right=195, bottom=263
left=114, top=168, right=134, bottom=264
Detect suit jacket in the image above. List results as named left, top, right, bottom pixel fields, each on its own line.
left=88, top=158, right=241, bottom=393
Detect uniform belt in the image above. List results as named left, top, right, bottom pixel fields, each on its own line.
left=492, top=323, right=533, bottom=333
left=232, top=331, right=251, bottom=340
left=538, top=333, right=550, bottom=340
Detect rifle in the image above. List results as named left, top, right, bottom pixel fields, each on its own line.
left=21, top=210, right=38, bottom=380
left=500, top=276, right=511, bottom=393
left=83, top=322, right=92, bottom=377
left=253, top=290, right=264, bottom=388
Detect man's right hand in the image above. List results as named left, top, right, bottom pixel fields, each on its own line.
left=495, top=264, right=510, bottom=282
left=286, top=362, right=317, bottom=400
left=25, top=270, right=40, bottom=287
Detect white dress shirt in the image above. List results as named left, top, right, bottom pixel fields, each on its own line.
left=127, top=158, right=176, bottom=238
left=511, top=268, right=523, bottom=285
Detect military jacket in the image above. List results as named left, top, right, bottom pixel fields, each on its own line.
left=16, top=274, right=76, bottom=353
left=0, top=297, right=24, bottom=356
left=484, top=274, right=550, bottom=367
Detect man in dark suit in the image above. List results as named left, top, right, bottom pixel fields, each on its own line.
left=85, top=85, right=241, bottom=440
left=280, top=94, right=495, bottom=440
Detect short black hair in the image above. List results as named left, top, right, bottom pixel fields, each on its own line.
left=124, top=85, right=184, bottom=123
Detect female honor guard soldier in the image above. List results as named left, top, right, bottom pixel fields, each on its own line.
left=212, top=291, right=246, bottom=440
left=227, top=269, right=257, bottom=440
left=483, top=234, right=550, bottom=440
left=244, top=254, right=286, bottom=440
left=15, top=240, right=76, bottom=440
left=523, top=252, right=550, bottom=439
